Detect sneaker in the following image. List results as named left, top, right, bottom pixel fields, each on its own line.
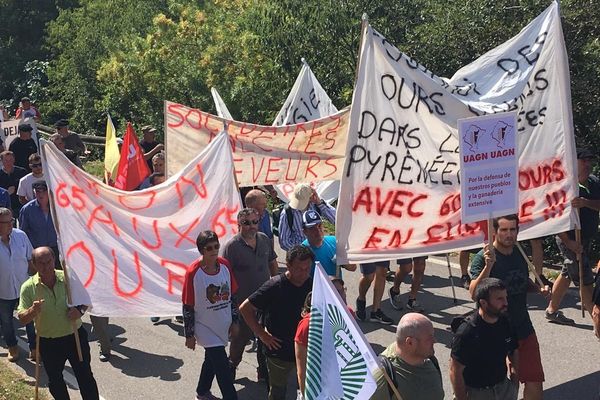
left=460, top=274, right=471, bottom=290
left=196, top=393, right=221, bottom=400
left=356, top=298, right=367, bottom=321
left=406, top=299, right=425, bottom=313
left=99, top=352, right=111, bottom=362
left=174, top=316, right=183, bottom=323
left=545, top=310, right=574, bottom=325
left=369, top=309, right=393, bottom=325
left=7, top=345, right=19, bottom=362
left=389, top=287, right=403, bottom=310
left=150, top=317, right=160, bottom=323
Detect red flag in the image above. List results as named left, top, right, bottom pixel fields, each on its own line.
left=114, top=123, right=150, bottom=191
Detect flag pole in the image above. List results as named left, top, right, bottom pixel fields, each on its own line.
left=34, top=283, right=42, bottom=400
left=446, top=254, right=457, bottom=304
left=575, top=209, right=585, bottom=317
left=40, top=141, right=84, bottom=361
left=515, top=242, right=544, bottom=286
left=380, top=367, right=404, bottom=400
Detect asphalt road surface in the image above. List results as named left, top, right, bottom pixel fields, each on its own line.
left=3, top=256, right=600, bottom=399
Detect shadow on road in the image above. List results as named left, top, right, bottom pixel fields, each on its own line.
left=544, top=371, right=600, bottom=400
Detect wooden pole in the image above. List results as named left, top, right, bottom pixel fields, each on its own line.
left=487, top=218, right=494, bottom=247
left=34, top=283, right=41, bottom=400
left=446, top=254, right=457, bottom=304
left=575, top=225, right=586, bottom=317
left=40, top=140, right=84, bottom=361
left=379, top=366, right=404, bottom=400
left=515, top=242, right=544, bottom=286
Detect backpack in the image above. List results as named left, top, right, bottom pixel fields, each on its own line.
left=378, top=354, right=441, bottom=397
left=271, top=203, right=321, bottom=237
left=450, top=309, right=477, bottom=334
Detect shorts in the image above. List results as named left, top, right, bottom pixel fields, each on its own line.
left=517, top=333, right=544, bottom=383
left=397, top=256, right=428, bottom=266
left=555, top=236, right=594, bottom=286
left=360, top=261, right=390, bottom=274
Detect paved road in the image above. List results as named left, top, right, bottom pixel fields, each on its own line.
left=3, top=256, right=600, bottom=399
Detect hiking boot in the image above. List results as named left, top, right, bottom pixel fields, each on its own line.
left=356, top=298, right=366, bottom=321
left=406, top=299, right=425, bottom=313
left=545, top=310, right=574, bottom=325
left=8, top=345, right=19, bottom=362
left=460, top=274, right=471, bottom=290
left=389, top=287, right=403, bottom=310
left=369, top=309, right=393, bottom=325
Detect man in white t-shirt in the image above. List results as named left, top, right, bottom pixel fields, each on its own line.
left=17, top=153, right=44, bottom=204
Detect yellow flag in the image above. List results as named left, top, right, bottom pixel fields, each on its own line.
left=104, top=114, right=120, bottom=185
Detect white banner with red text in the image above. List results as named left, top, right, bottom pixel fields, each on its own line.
left=41, top=132, right=242, bottom=317
left=336, top=2, right=578, bottom=263
left=164, top=101, right=349, bottom=186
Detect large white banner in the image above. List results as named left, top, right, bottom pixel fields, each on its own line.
left=42, top=132, right=242, bottom=317
left=337, top=2, right=577, bottom=263
left=165, top=101, right=349, bottom=186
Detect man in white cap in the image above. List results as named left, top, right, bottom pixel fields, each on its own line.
left=278, top=183, right=335, bottom=251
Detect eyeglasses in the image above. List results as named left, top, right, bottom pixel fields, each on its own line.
left=240, top=219, right=259, bottom=226
left=30, top=163, right=42, bottom=168
left=204, top=243, right=220, bottom=252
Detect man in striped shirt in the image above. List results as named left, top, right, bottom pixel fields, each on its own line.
left=278, top=183, right=335, bottom=251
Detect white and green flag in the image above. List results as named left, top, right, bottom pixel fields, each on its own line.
left=305, top=263, right=380, bottom=400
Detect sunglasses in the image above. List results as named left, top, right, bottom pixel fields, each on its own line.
left=30, top=163, right=42, bottom=168
left=240, top=219, right=259, bottom=226
left=204, top=243, right=220, bottom=252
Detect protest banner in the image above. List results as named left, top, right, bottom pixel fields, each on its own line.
left=337, top=2, right=578, bottom=263
left=1, top=117, right=39, bottom=150
left=164, top=101, right=350, bottom=186
left=305, top=263, right=379, bottom=400
left=272, top=60, right=342, bottom=203
left=459, top=112, right=519, bottom=224
left=41, top=132, right=242, bottom=316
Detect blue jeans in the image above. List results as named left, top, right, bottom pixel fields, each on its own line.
left=197, top=345, right=237, bottom=400
left=0, top=298, right=36, bottom=349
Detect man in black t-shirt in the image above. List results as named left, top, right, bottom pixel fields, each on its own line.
left=545, top=148, right=600, bottom=325
left=239, top=245, right=313, bottom=400
left=9, top=124, right=37, bottom=172
left=140, top=126, right=164, bottom=170
left=451, top=278, right=519, bottom=400
left=469, top=215, right=547, bottom=400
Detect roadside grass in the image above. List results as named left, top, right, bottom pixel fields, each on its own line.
left=0, top=359, right=49, bottom=400
left=83, top=159, right=104, bottom=179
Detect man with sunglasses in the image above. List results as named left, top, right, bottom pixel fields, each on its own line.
left=17, top=153, right=45, bottom=204
left=223, top=208, right=278, bottom=382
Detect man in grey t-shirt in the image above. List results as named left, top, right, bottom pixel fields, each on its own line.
left=224, top=207, right=278, bottom=380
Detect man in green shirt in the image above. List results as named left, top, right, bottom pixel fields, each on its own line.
left=371, top=313, right=444, bottom=400
left=18, top=246, right=99, bottom=400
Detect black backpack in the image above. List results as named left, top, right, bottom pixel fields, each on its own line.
left=271, top=203, right=321, bottom=237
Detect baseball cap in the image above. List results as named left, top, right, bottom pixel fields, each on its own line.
left=576, top=148, right=595, bottom=160
left=18, top=123, right=33, bottom=132
left=54, top=119, right=69, bottom=128
left=32, top=181, right=48, bottom=191
left=289, top=183, right=313, bottom=210
left=142, top=125, right=157, bottom=134
left=302, top=210, right=322, bottom=228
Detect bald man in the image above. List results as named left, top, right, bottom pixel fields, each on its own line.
left=372, top=313, right=444, bottom=400
left=245, top=189, right=274, bottom=244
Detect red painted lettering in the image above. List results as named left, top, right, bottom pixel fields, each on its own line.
left=111, top=250, right=143, bottom=297
left=169, top=217, right=201, bottom=248
left=87, top=206, right=120, bottom=237
left=132, top=217, right=162, bottom=250
left=66, top=241, right=95, bottom=287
